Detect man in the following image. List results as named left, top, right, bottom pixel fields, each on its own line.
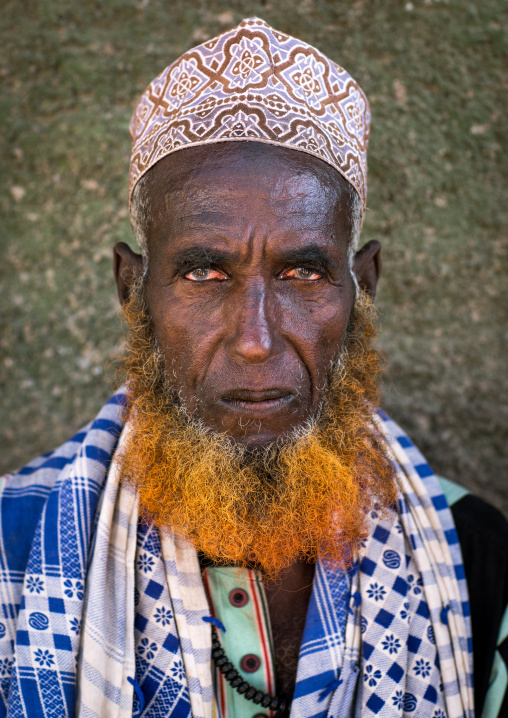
left=0, top=17, right=507, bottom=718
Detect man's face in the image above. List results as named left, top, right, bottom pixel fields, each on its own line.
left=139, top=143, right=357, bottom=446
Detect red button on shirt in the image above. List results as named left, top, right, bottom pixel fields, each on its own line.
left=229, top=588, right=249, bottom=607
left=240, top=654, right=261, bottom=672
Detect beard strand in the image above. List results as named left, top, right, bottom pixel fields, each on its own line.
left=116, top=282, right=397, bottom=578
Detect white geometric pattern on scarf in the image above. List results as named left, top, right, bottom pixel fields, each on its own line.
left=76, top=425, right=215, bottom=718
left=323, top=412, right=474, bottom=718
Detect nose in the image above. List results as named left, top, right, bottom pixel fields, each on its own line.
left=225, top=280, right=283, bottom=365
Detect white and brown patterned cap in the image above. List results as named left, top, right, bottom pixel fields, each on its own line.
left=129, top=17, right=370, bottom=210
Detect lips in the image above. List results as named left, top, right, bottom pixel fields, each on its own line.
left=221, top=388, right=294, bottom=414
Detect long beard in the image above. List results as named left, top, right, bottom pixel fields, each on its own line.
left=116, top=283, right=397, bottom=578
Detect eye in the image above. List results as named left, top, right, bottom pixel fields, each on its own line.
left=281, top=266, right=323, bottom=281
left=185, top=267, right=228, bottom=281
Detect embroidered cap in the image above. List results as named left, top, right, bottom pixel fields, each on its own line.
left=129, top=17, right=370, bottom=210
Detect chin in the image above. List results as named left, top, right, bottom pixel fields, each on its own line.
left=234, top=433, right=279, bottom=450
left=226, top=421, right=310, bottom=450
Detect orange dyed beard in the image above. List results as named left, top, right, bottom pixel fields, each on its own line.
left=117, top=282, right=397, bottom=578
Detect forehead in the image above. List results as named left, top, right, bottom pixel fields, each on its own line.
left=139, top=142, right=355, bottom=252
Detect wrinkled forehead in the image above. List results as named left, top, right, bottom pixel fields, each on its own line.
left=147, top=140, right=352, bottom=202
left=137, top=141, right=357, bottom=234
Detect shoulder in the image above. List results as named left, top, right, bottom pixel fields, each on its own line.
left=437, top=475, right=508, bottom=564
left=0, top=426, right=91, bottom=574
left=442, top=479, right=508, bottom=717
left=1, top=420, right=92, bottom=500
left=1, top=389, right=128, bottom=492
left=447, top=485, right=508, bottom=608
left=0, top=389, right=126, bottom=571
left=451, top=492, right=508, bottom=555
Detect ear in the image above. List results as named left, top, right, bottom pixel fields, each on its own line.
left=352, top=240, right=382, bottom=298
left=113, top=242, right=144, bottom=304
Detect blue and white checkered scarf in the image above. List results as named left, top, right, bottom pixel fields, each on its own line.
left=0, top=390, right=474, bottom=717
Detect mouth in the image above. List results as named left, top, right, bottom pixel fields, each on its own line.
left=220, top=389, right=294, bottom=415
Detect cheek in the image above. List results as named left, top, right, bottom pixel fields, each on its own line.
left=279, top=288, right=354, bottom=370
left=146, top=287, right=226, bottom=390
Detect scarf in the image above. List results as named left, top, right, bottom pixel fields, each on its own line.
left=0, top=390, right=474, bottom=717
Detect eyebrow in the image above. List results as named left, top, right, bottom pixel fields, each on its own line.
left=171, top=246, right=238, bottom=272
left=170, top=244, right=340, bottom=273
left=276, top=245, right=338, bottom=272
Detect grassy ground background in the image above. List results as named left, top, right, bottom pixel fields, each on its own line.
left=1, top=0, right=507, bottom=511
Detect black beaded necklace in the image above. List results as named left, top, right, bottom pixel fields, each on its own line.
left=211, top=624, right=290, bottom=717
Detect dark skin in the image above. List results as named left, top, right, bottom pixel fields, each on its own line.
left=114, top=142, right=381, bottom=698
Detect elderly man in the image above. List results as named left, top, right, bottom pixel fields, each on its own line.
left=1, top=17, right=507, bottom=718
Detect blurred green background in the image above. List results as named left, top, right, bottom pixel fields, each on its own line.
left=1, top=0, right=507, bottom=511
